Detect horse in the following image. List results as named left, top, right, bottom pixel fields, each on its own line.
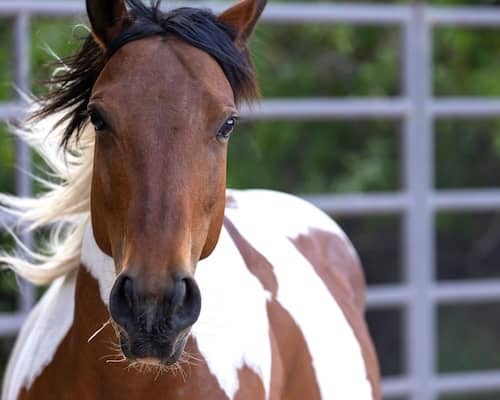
left=1, top=0, right=380, bottom=398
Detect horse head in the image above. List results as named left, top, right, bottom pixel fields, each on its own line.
left=83, top=0, right=264, bottom=365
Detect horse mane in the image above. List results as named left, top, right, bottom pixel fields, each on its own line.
left=0, top=0, right=259, bottom=285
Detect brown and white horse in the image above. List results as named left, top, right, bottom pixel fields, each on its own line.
left=1, top=0, right=380, bottom=398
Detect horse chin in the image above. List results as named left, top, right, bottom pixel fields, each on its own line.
left=119, top=332, right=189, bottom=366
left=135, top=357, right=165, bottom=367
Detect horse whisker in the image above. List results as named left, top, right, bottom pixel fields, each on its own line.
left=154, top=367, right=163, bottom=381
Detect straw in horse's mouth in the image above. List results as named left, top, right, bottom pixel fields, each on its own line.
left=87, top=319, right=113, bottom=343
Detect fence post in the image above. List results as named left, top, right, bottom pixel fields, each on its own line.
left=403, top=4, right=436, bottom=400
left=13, top=12, right=35, bottom=314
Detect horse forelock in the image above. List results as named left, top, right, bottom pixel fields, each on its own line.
left=33, top=0, right=259, bottom=151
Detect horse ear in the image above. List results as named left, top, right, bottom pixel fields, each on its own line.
left=218, top=0, right=267, bottom=44
left=86, top=0, right=130, bottom=48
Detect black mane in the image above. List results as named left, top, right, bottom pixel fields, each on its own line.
left=34, top=0, right=259, bottom=149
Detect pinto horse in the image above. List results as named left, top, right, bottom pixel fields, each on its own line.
left=1, top=0, right=380, bottom=398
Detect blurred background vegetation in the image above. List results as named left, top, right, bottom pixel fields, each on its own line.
left=2, top=0, right=500, bottom=399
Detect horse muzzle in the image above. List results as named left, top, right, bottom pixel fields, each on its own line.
left=109, top=272, right=201, bottom=364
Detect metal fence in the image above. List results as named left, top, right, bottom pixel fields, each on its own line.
left=2, top=1, right=500, bottom=399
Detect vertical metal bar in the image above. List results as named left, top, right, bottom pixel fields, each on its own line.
left=401, top=19, right=414, bottom=400
left=403, top=4, right=436, bottom=400
left=13, top=12, right=35, bottom=314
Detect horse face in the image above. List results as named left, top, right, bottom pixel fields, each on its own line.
left=89, top=37, right=230, bottom=363
left=85, top=0, right=264, bottom=365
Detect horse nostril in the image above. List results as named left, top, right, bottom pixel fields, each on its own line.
left=109, top=274, right=136, bottom=328
left=169, top=279, right=187, bottom=315
left=170, top=277, right=201, bottom=328
left=123, top=276, right=135, bottom=309
left=183, top=277, right=201, bottom=315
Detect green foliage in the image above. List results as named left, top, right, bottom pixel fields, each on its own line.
left=0, top=124, right=15, bottom=195
left=436, top=119, right=500, bottom=189
left=440, top=393, right=500, bottom=400
left=30, top=17, right=83, bottom=96
left=253, top=24, right=400, bottom=98
left=0, top=19, right=13, bottom=101
left=0, top=232, right=17, bottom=313
left=439, top=303, right=500, bottom=372
left=228, top=120, right=400, bottom=193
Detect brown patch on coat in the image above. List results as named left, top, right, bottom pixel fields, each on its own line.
left=235, top=366, right=266, bottom=399
left=225, top=218, right=322, bottom=400
left=291, top=229, right=381, bottom=400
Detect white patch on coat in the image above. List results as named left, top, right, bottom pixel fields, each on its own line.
left=226, top=189, right=347, bottom=239
left=192, top=226, right=272, bottom=399
left=81, top=223, right=116, bottom=305
left=227, top=189, right=359, bottom=259
left=224, top=189, right=373, bottom=399
left=2, top=272, right=76, bottom=400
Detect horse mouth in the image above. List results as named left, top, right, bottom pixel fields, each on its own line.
left=118, top=331, right=189, bottom=366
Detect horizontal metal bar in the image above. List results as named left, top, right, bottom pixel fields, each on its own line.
left=0, top=313, right=26, bottom=336
left=3, top=98, right=410, bottom=123
left=0, top=2, right=411, bottom=24
left=380, top=370, right=500, bottom=397
left=436, top=370, right=500, bottom=395
left=368, top=279, right=500, bottom=309
left=382, top=370, right=500, bottom=397
left=259, top=3, right=410, bottom=25
left=366, top=285, right=410, bottom=309
left=6, top=3, right=500, bottom=27
left=8, top=98, right=500, bottom=123
left=303, top=193, right=409, bottom=215
left=381, top=376, right=412, bottom=398
left=433, top=279, right=500, bottom=305
left=0, top=1, right=84, bottom=16
left=432, top=98, right=500, bottom=118
left=302, top=189, right=500, bottom=215
left=8, top=187, right=500, bottom=225
left=0, top=211, right=21, bottom=229
left=242, top=98, right=409, bottom=121
left=4, top=2, right=500, bottom=27
left=0, top=102, right=24, bottom=121
left=429, top=6, right=500, bottom=26
left=432, top=189, right=500, bottom=211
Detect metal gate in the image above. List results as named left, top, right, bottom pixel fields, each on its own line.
left=2, top=2, right=500, bottom=399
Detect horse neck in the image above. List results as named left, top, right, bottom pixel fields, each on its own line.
left=80, top=223, right=116, bottom=305
left=71, top=224, right=117, bottom=361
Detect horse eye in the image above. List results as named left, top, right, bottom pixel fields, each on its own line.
left=217, top=117, right=237, bottom=140
left=89, top=109, right=107, bottom=132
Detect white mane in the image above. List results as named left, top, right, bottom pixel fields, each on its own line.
left=0, top=111, right=94, bottom=285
